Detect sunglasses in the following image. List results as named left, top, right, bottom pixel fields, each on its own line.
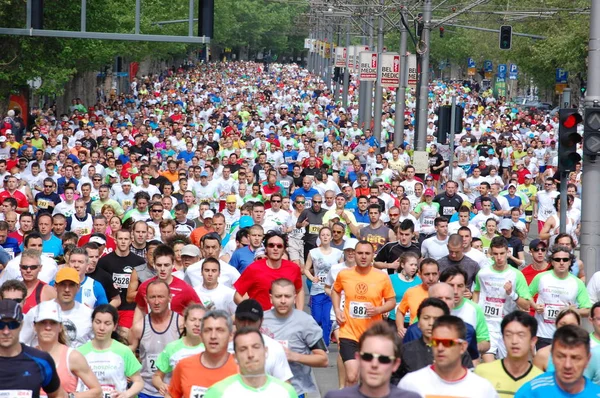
left=313, top=200, right=323, bottom=204
left=551, top=257, right=571, bottom=263
left=93, top=179, right=101, bottom=181
left=389, top=213, right=400, bottom=217
left=226, top=202, right=237, bottom=204
left=151, top=209, right=163, bottom=212
left=429, top=338, right=465, bottom=348
left=271, top=200, right=281, bottom=203
left=531, top=247, right=546, bottom=252
left=267, top=243, right=284, bottom=249
left=44, top=185, right=54, bottom=188
left=20, top=265, right=40, bottom=271
left=359, top=352, right=395, bottom=364
left=0, top=320, right=21, bottom=330
left=295, top=201, right=305, bottom=204
left=333, top=230, right=344, bottom=234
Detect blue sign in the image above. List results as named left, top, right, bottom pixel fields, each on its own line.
left=467, top=58, right=476, bottom=68
left=498, top=64, right=507, bottom=78
left=509, top=64, right=518, bottom=80
left=484, top=60, right=493, bottom=72
left=556, top=68, right=568, bottom=83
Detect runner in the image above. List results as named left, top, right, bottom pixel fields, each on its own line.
left=77, top=305, right=143, bottom=398
left=18, top=248, right=56, bottom=314
left=204, top=327, right=298, bottom=398
left=169, top=310, right=238, bottom=398
left=129, top=280, right=182, bottom=398
left=33, top=300, right=102, bottom=397
left=152, top=304, right=206, bottom=396
left=262, top=279, right=329, bottom=396
left=475, top=311, right=543, bottom=397
left=374, top=220, right=421, bottom=274
left=398, top=315, right=499, bottom=397
left=0, top=299, right=64, bottom=398
left=331, top=240, right=396, bottom=386
left=193, top=257, right=236, bottom=315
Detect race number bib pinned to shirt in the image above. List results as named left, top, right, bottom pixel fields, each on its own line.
left=101, top=385, right=115, bottom=398
left=0, top=391, right=33, bottom=398
left=308, top=224, right=322, bottom=234
left=190, top=385, right=208, bottom=398
left=349, top=301, right=369, bottom=319
left=317, top=272, right=327, bottom=285
left=113, top=273, right=131, bottom=289
left=544, top=304, right=563, bottom=323
left=483, top=297, right=505, bottom=318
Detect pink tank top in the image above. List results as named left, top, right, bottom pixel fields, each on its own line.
left=40, top=345, right=79, bottom=396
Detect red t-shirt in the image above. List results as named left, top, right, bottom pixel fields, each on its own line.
left=135, top=276, right=201, bottom=314
left=0, top=190, right=28, bottom=212
left=77, top=234, right=116, bottom=257
left=8, top=230, right=24, bottom=245
left=262, top=184, right=282, bottom=210
left=233, top=258, right=303, bottom=310
left=522, top=263, right=550, bottom=315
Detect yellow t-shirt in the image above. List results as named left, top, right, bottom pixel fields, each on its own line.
left=474, top=359, right=543, bottom=398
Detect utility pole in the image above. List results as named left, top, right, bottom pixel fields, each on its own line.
left=559, top=90, right=572, bottom=234
left=581, top=0, right=600, bottom=282
left=342, top=18, right=350, bottom=108
left=394, top=5, right=408, bottom=147
left=449, top=95, right=457, bottom=181
left=364, top=13, right=374, bottom=131
left=334, top=26, right=341, bottom=103
left=415, top=0, right=431, bottom=151
left=373, top=0, right=385, bottom=147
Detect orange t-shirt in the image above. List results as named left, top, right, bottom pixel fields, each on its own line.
left=333, top=266, right=395, bottom=342
left=398, top=284, right=428, bottom=324
left=161, top=170, right=179, bottom=183
left=169, top=353, right=238, bottom=398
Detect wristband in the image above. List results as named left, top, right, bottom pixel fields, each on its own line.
left=510, top=291, right=518, bottom=301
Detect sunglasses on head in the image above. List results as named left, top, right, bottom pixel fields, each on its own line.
left=429, top=338, right=465, bottom=348
left=359, top=352, right=395, bottom=364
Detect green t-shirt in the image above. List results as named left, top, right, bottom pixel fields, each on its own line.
left=78, top=340, right=142, bottom=394
left=204, top=374, right=297, bottom=398
left=155, top=338, right=204, bottom=374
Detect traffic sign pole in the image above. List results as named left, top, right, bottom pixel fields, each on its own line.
left=393, top=5, right=408, bottom=147
left=581, top=0, right=600, bottom=284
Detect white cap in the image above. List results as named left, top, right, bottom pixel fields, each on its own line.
left=202, top=210, right=215, bottom=219
left=33, top=301, right=62, bottom=323
left=343, top=238, right=359, bottom=251
left=0, top=136, right=7, bottom=142
left=499, top=219, right=513, bottom=230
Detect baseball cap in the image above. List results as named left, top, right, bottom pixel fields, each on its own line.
left=478, top=156, right=486, bottom=162
left=508, top=183, right=517, bottom=189
left=235, top=299, right=264, bottom=321
left=529, top=238, right=548, bottom=251
left=9, top=148, right=16, bottom=154
left=239, top=215, right=253, bottom=228
left=0, top=136, right=6, bottom=143
left=424, top=188, right=435, bottom=197
left=181, top=244, right=200, bottom=257
left=33, top=301, right=62, bottom=323
left=488, top=149, right=495, bottom=155
left=375, top=164, right=383, bottom=169
left=121, top=179, right=132, bottom=186
left=89, top=233, right=107, bottom=245
left=0, top=299, right=23, bottom=322
left=107, top=171, right=118, bottom=178
left=499, top=219, right=513, bottom=231
left=524, top=174, right=533, bottom=179
left=200, top=171, right=209, bottom=177
left=55, top=268, right=80, bottom=285
left=202, top=210, right=215, bottom=219
left=343, top=238, right=359, bottom=251
left=226, top=195, right=237, bottom=203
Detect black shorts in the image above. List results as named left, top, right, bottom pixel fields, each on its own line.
left=339, top=338, right=359, bottom=362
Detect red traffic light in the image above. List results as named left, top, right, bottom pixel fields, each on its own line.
left=561, top=113, right=583, bottom=129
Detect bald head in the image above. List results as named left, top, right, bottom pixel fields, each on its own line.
left=428, top=282, right=455, bottom=310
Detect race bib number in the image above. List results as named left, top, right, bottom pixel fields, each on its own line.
left=4, top=248, right=13, bottom=259
left=123, top=200, right=133, bottom=209
left=0, top=391, right=33, bottom=398
left=285, top=156, right=292, bottom=163
left=483, top=297, right=505, bottom=318
left=190, top=385, right=208, bottom=398
left=80, top=227, right=91, bottom=235
left=42, top=252, right=54, bottom=258
left=37, top=199, right=49, bottom=209
left=101, top=385, right=115, bottom=398
left=423, top=218, right=434, bottom=227
left=317, top=273, right=327, bottom=284
left=544, top=304, right=563, bottom=323
left=308, top=224, right=322, bottom=234
left=349, top=301, right=369, bottom=319
left=147, top=353, right=158, bottom=372
left=112, top=273, right=131, bottom=289
left=443, top=207, right=454, bottom=216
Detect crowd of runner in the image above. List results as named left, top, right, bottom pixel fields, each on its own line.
left=0, top=60, right=598, bottom=397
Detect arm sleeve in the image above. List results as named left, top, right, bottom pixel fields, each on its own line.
left=576, top=278, right=593, bottom=309
left=529, top=273, right=541, bottom=297
left=515, top=272, right=532, bottom=300
left=474, top=305, right=490, bottom=341
left=233, top=270, right=251, bottom=296
left=155, top=345, right=173, bottom=373
left=124, top=347, right=143, bottom=377
left=267, top=341, right=294, bottom=381
left=94, top=282, right=109, bottom=306
left=588, top=273, right=600, bottom=304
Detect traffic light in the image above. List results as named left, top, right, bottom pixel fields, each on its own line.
left=558, top=109, right=583, bottom=173
left=439, top=26, right=444, bottom=38
left=31, top=0, right=43, bottom=29
left=584, top=108, right=600, bottom=158
left=499, top=25, right=512, bottom=50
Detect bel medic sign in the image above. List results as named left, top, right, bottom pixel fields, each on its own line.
left=334, top=47, right=347, bottom=67
left=380, top=53, right=400, bottom=87
left=359, top=51, right=377, bottom=81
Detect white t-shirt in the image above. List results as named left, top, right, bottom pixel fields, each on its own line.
left=194, top=283, right=237, bottom=316
left=421, top=236, right=449, bottom=260
left=185, top=259, right=240, bottom=289
left=536, top=190, right=559, bottom=221
left=398, top=365, right=499, bottom=398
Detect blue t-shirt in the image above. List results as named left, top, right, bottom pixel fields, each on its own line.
left=290, top=188, right=319, bottom=207
left=50, top=275, right=108, bottom=308
left=1, top=237, right=21, bottom=258
left=388, top=275, right=421, bottom=321
left=515, top=372, right=600, bottom=397
left=41, top=235, right=64, bottom=257
left=229, top=246, right=256, bottom=273
left=0, top=344, right=61, bottom=398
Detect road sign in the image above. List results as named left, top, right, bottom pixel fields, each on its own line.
left=407, top=54, right=418, bottom=89
left=509, top=64, right=518, bottom=80
left=555, top=83, right=568, bottom=94
left=556, top=68, right=568, bottom=83
left=334, top=47, right=346, bottom=67
left=467, top=58, right=476, bottom=68
left=359, top=51, right=377, bottom=81
left=498, top=64, right=507, bottom=79
left=484, top=60, right=493, bottom=72
left=380, top=53, right=400, bottom=87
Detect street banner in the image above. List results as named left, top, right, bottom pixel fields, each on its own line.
left=334, top=47, right=347, bottom=67
left=359, top=51, right=377, bottom=81
left=380, top=53, right=400, bottom=87
left=304, top=38, right=311, bottom=49
left=407, top=54, right=418, bottom=89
